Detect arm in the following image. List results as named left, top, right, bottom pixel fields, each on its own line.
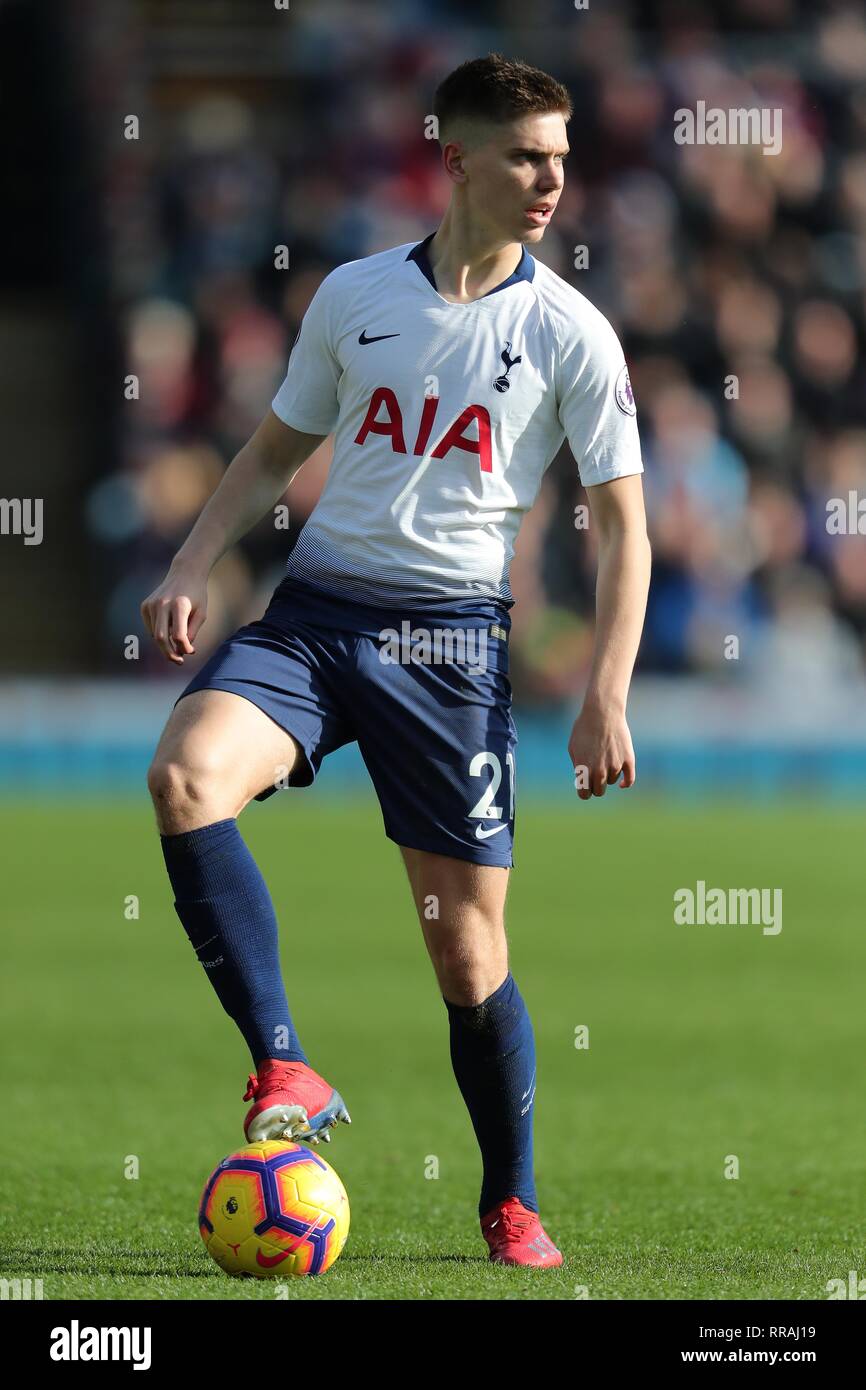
left=141, top=410, right=326, bottom=664
left=568, top=472, right=651, bottom=799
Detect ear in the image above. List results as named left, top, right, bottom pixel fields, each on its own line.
left=442, top=140, right=468, bottom=184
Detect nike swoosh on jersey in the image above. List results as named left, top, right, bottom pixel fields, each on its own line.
left=358, top=330, right=401, bottom=344
left=475, top=823, right=509, bottom=839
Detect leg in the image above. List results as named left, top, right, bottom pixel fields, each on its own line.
left=400, top=846, right=510, bottom=1003
left=399, top=845, right=538, bottom=1218
left=148, top=689, right=307, bottom=1067
left=148, top=687, right=303, bottom=834
left=149, top=686, right=351, bottom=1144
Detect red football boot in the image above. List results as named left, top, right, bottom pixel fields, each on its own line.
left=243, top=1058, right=351, bottom=1145
left=481, top=1197, right=563, bottom=1267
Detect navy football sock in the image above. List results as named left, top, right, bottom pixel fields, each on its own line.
left=159, top=818, right=307, bottom=1068
left=444, top=972, right=538, bottom=1217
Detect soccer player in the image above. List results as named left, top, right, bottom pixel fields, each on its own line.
left=142, top=53, right=650, bottom=1268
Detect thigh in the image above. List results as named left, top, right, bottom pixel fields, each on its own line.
left=153, top=687, right=303, bottom=808
left=175, top=614, right=357, bottom=796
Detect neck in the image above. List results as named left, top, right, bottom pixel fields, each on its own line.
left=428, top=204, right=523, bottom=303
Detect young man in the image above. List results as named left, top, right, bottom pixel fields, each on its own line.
left=142, top=53, right=650, bottom=1269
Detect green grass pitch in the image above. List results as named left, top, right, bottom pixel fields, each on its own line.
left=1, top=794, right=863, bottom=1300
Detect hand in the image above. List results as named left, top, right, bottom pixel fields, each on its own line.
left=141, top=565, right=208, bottom=665
left=568, top=702, right=636, bottom=800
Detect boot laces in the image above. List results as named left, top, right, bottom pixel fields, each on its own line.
left=499, top=1205, right=534, bottom=1237
left=243, top=1062, right=307, bottom=1103
left=487, top=1202, right=535, bottom=1241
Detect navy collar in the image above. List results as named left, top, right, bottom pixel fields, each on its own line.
left=406, top=232, right=535, bottom=298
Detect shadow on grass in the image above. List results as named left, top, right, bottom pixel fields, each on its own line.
left=0, top=1248, right=490, bottom=1277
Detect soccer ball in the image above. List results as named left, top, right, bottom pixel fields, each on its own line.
left=198, top=1140, right=350, bottom=1278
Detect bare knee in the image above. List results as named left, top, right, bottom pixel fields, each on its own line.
left=437, top=954, right=507, bottom=1006
left=147, top=752, right=243, bottom=834
left=428, top=911, right=508, bottom=1005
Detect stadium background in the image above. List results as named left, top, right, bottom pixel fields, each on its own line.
left=2, top=0, right=865, bottom=1301
left=3, top=0, right=866, bottom=790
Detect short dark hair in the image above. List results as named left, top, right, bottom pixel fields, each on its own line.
left=433, top=53, right=572, bottom=142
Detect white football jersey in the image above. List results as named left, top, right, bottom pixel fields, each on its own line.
left=271, top=234, right=642, bottom=608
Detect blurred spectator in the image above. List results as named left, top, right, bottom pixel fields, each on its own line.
left=81, top=0, right=866, bottom=704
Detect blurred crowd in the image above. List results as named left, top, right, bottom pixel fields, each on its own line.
left=85, top=0, right=866, bottom=706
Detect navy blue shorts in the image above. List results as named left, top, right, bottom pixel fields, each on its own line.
left=176, top=577, right=517, bottom=867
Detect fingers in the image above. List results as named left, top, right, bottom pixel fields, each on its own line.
left=574, top=762, right=607, bottom=799
left=139, top=596, right=154, bottom=639
left=170, top=596, right=196, bottom=656
left=573, top=757, right=637, bottom=799
left=152, top=602, right=181, bottom=664
left=573, top=762, right=592, bottom=800
left=146, top=596, right=196, bottom=665
left=187, top=605, right=206, bottom=645
left=591, top=765, right=608, bottom=797
left=141, top=573, right=208, bottom=666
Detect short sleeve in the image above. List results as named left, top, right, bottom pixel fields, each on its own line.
left=271, top=274, right=342, bottom=435
left=557, top=311, right=643, bottom=488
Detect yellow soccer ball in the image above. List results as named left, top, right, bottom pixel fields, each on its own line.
left=199, top=1140, right=350, bottom=1278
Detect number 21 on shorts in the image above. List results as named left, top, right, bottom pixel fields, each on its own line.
left=468, top=750, right=515, bottom=839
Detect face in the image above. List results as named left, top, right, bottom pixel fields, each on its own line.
left=446, top=111, right=569, bottom=245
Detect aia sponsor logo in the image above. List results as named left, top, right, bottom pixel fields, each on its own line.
left=355, top=387, right=494, bottom=472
